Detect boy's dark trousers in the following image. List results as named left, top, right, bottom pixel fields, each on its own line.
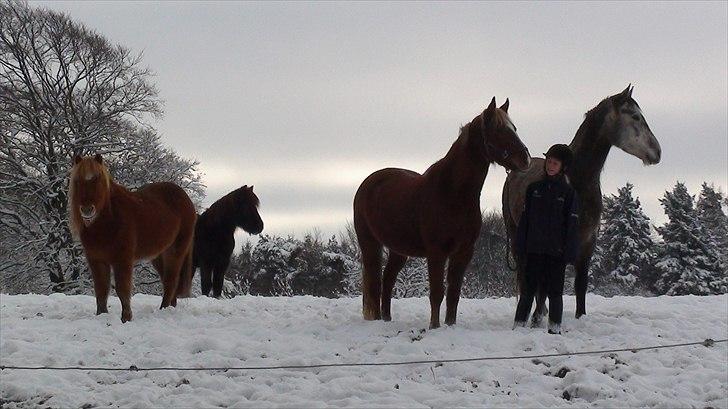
left=514, top=253, right=566, bottom=329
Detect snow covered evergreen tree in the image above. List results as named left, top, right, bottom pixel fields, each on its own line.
left=588, top=194, right=613, bottom=285
left=393, top=257, right=429, bottom=298
left=593, top=183, right=657, bottom=290
left=245, top=235, right=297, bottom=296
left=462, top=210, right=515, bottom=298
left=696, top=183, right=728, bottom=265
left=655, top=182, right=726, bottom=295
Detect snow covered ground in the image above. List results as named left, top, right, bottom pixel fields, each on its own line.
left=1, top=293, right=726, bottom=408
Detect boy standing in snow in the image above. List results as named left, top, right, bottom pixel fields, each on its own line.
left=513, top=144, right=579, bottom=335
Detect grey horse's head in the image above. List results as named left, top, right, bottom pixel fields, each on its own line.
left=605, top=84, right=661, bottom=165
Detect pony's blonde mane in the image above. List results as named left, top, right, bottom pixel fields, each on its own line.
left=68, top=158, right=112, bottom=239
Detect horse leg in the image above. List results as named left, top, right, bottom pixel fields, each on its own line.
left=88, top=259, right=111, bottom=315
left=357, top=222, right=383, bottom=321
left=159, top=250, right=184, bottom=309
left=514, top=255, right=540, bottom=327
left=445, top=249, right=473, bottom=326
left=112, top=262, right=134, bottom=323
left=531, top=288, right=548, bottom=328
left=152, top=256, right=164, bottom=283
left=212, top=257, right=230, bottom=299
left=574, top=255, right=590, bottom=318
left=427, top=256, right=446, bottom=329
left=200, top=262, right=213, bottom=297
left=381, top=252, right=407, bottom=322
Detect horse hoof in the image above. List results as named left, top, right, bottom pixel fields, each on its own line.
left=382, top=314, right=392, bottom=322
left=575, top=311, right=586, bottom=319
left=362, top=309, right=380, bottom=321
left=429, top=322, right=440, bottom=330
left=445, top=318, right=456, bottom=326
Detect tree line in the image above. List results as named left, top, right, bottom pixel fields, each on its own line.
left=216, top=182, right=726, bottom=299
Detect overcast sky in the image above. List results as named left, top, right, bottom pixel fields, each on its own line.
left=37, top=1, right=728, bottom=244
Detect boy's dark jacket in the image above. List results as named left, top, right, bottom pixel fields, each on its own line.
left=515, top=174, right=580, bottom=263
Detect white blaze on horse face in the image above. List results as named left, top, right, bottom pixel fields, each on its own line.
left=504, top=115, right=531, bottom=169
left=615, top=105, right=660, bottom=165
left=505, top=116, right=516, bottom=135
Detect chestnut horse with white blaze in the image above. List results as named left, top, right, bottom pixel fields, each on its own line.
left=354, top=98, right=531, bottom=329
left=69, top=154, right=197, bottom=322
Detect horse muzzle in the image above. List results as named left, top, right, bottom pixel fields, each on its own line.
left=642, top=147, right=661, bottom=165
left=80, top=206, right=97, bottom=226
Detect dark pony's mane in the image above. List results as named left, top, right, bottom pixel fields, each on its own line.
left=202, top=187, right=259, bottom=228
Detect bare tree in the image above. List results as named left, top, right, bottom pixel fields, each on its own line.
left=0, top=1, right=203, bottom=294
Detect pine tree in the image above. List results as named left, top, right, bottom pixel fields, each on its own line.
left=596, top=183, right=657, bottom=288
left=655, top=182, right=726, bottom=295
left=590, top=195, right=616, bottom=284
left=696, top=183, right=728, bottom=265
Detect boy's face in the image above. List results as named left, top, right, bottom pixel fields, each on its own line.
left=545, top=156, right=563, bottom=176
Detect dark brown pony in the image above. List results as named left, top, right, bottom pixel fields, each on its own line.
left=69, top=154, right=197, bottom=322
left=502, top=85, right=661, bottom=321
left=193, top=185, right=263, bottom=297
left=354, top=98, right=531, bottom=329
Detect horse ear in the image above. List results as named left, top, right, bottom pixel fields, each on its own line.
left=249, top=185, right=254, bottom=191
left=73, top=155, right=82, bottom=165
left=486, top=96, right=496, bottom=112
left=94, top=154, right=103, bottom=164
left=621, top=84, right=631, bottom=97
left=628, top=84, right=634, bottom=97
left=483, top=96, right=497, bottom=123
left=499, top=98, right=509, bottom=113
left=612, top=84, right=632, bottom=109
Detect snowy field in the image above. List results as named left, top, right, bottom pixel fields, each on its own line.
left=1, top=293, right=726, bottom=408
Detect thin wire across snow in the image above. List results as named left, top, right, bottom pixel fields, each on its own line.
left=1, top=338, right=724, bottom=372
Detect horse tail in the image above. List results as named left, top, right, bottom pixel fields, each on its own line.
left=501, top=180, right=521, bottom=299
left=503, top=218, right=522, bottom=301
left=177, top=245, right=194, bottom=298
left=505, top=232, right=518, bottom=272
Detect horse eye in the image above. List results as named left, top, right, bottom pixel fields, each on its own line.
left=631, top=115, right=640, bottom=121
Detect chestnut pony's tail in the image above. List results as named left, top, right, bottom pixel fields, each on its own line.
left=177, top=245, right=194, bottom=298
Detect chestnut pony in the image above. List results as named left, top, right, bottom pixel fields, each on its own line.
left=69, top=154, right=197, bottom=322
left=354, top=98, right=531, bottom=329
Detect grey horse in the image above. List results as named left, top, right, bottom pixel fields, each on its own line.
left=502, top=85, right=661, bottom=322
